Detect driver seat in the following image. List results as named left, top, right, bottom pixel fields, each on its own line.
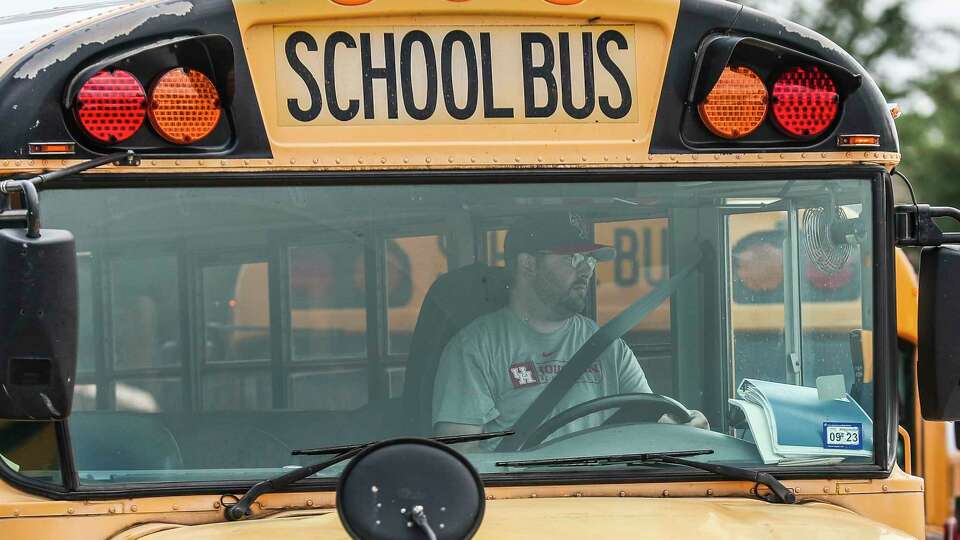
left=401, top=262, right=509, bottom=435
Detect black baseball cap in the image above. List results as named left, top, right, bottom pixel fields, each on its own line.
left=504, top=212, right=616, bottom=263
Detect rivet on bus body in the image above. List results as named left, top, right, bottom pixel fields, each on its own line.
left=12, top=510, right=20, bottom=517
left=449, top=157, right=454, bottom=163
left=470, top=157, right=477, bottom=163
left=358, top=158, right=364, bottom=164
left=647, top=155, right=654, bottom=161
left=381, top=158, right=387, bottom=164
left=173, top=505, right=180, bottom=511
left=670, top=155, right=678, bottom=162
left=290, top=159, right=296, bottom=165
left=67, top=508, right=75, bottom=514
left=515, top=157, right=521, bottom=163
left=801, top=153, right=808, bottom=159
left=604, top=156, right=609, bottom=162
left=559, top=157, right=565, bottom=162
left=882, top=485, right=889, bottom=492
left=14, top=161, right=21, bottom=167
left=213, top=501, right=221, bottom=509
left=793, top=487, right=800, bottom=494
left=220, top=160, right=227, bottom=166
left=267, top=160, right=273, bottom=165
left=625, top=156, right=631, bottom=162
left=306, top=499, right=314, bottom=507
left=844, top=487, right=850, bottom=493
left=425, top=157, right=431, bottom=164
left=530, top=493, right=537, bottom=498
left=823, top=486, right=831, bottom=494
left=706, top=489, right=714, bottom=496
left=174, top=160, right=180, bottom=166
left=662, top=490, right=669, bottom=497
left=493, top=157, right=498, bottom=163
left=108, top=507, right=116, bottom=514
left=403, top=158, right=409, bottom=163
left=538, top=157, right=543, bottom=162
left=821, top=153, right=827, bottom=158
left=244, top=160, right=250, bottom=165
left=581, top=156, right=587, bottom=162
left=198, top=160, right=204, bottom=166
left=336, top=158, right=342, bottom=164
left=150, top=160, right=157, bottom=166
left=575, top=492, right=582, bottom=497
left=618, top=491, right=626, bottom=497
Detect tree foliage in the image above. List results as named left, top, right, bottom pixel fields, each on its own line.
left=743, top=0, right=960, bottom=207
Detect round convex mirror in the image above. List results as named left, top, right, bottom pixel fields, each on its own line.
left=336, top=438, right=484, bottom=540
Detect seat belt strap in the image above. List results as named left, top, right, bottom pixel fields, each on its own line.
left=497, top=253, right=703, bottom=451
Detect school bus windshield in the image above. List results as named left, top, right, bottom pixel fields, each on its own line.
left=5, top=175, right=875, bottom=485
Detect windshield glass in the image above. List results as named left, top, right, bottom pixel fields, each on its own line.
left=8, top=177, right=875, bottom=485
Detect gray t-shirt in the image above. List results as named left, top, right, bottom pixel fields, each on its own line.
left=432, top=307, right=652, bottom=441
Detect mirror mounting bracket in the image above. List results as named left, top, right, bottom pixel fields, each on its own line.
left=895, top=204, right=960, bottom=247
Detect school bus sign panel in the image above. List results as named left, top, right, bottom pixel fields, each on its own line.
left=274, top=24, right=653, bottom=132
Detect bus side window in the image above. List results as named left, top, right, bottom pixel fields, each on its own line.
left=110, top=255, right=183, bottom=412
left=201, top=260, right=272, bottom=411
left=727, top=212, right=789, bottom=386
left=594, top=219, right=672, bottom=393
left=285, top=242, right=369, bottom=411
left=385, top=235, right=449, bottom=398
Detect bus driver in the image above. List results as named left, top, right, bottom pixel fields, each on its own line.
left=432, top=212, right=709, bottom=446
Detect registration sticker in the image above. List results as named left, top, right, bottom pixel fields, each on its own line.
left=822, top=422, right=863, bottom=450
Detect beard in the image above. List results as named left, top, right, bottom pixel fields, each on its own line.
left=532, top=269, right=588, bottom=319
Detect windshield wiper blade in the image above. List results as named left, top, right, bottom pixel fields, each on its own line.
left=291, top=429, right=515, bottom=456
left=225, top=430, right=514, bottom=521
left=495, top=449, right=714, bottom=468
left=496, top=449, right=796, bottom=505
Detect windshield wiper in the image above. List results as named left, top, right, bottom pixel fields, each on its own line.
left=496, top=449, right=796, bottom=504
left=291, top=430, right=515, bottom=456
left=224, top=430, right=514, bottom=521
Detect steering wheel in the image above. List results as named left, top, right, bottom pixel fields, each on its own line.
left=518, top=393, right=694, bottom=450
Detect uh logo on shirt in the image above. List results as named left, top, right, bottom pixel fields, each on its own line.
left=508, top=354, right=602, bottom=389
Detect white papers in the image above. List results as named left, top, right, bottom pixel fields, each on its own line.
left=731, top=378, right=873, bottom=464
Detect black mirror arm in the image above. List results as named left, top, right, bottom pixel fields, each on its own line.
left=0, top=180, right=40, bottom=238
left=895, top=204, right=960, bottom=247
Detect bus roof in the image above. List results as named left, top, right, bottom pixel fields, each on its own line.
left=0, top=0, right=900, bottom=174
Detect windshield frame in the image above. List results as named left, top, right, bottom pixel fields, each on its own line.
left=0, top=164, right=897, bottom=500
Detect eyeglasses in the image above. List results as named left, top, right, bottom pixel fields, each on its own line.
left=539, top=251, right=598, bottom=271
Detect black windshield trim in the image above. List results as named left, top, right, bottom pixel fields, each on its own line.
left=0, top=165, right=893, bottom=501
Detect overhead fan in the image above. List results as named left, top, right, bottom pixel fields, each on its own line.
left=801, top=193, right=865, bottom=274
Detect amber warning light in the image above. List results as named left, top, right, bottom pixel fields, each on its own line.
left=148, top=68, right=222, bottom=145
left=698, top=67, right=768, bottom=139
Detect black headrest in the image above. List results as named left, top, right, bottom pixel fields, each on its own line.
left=402, top=263, right=509, bottom=435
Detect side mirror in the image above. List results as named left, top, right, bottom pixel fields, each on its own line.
left=0, top=180, right=77, bottom=420
left=918, top=245, right=960, bottom=420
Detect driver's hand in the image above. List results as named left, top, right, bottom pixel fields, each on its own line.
left=658, top=409, right=710, bottom=430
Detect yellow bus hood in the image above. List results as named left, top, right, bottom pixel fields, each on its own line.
left=137, top=497, right=914, bottom=539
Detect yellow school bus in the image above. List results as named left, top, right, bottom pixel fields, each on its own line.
left=4, top=0, right=960, bottom=538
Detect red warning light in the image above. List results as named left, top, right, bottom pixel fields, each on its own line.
left=771, top=66, right=839, bottom=139
left=74, top=70, right=146, bottom=144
